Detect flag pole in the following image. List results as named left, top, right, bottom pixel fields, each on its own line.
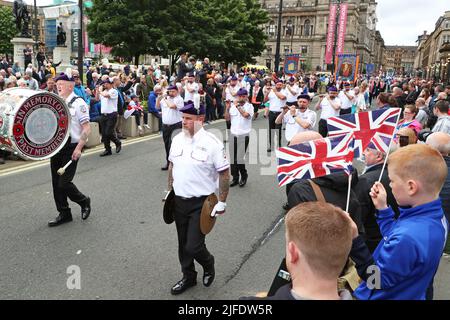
left=346, top=172, right=352, bottom=213
left=378, top=110, right=401, bottom=182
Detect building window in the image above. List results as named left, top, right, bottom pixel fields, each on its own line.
left=268, top=21, right=276, bottom=36
left=304, top=19, right=311, bottom=36
left=266, top=46, right=272, bottom=54
left=446, top=21, right=450, bottom=29
left=266, top=59, right=272, bottom=70
left=284, top=45, right=291, bottom=54
left=301, top=46, right=308, bottom=54
left=286, top=19, right=294, bottom=36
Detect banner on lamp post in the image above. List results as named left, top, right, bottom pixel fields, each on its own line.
left=335, top=54, right=360, bottom=82
left=336, top=3, right=348, bottom=55
left=284, top=54, right=300, bottom=75
left=325, top=4, right=338, bottom=64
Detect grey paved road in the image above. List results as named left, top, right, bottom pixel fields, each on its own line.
left=1, top=111, right=448, bottom=300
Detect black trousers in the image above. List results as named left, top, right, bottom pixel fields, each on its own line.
left=268, top=111, right=282, bottom=149
left=50, top=141, right=87, bottom=214
left=173, top=195, right=214, bottom=280
left=100, top=113, right=121, bottom=152
left=340, top=108, right=351, bottom=116
left=162, top=122, right=182, bottom=165
left=230, top=135, right=250, bottom=181
left=132, top=110, right=148, bottom=126
left=319, top=119, right=328, bottom=138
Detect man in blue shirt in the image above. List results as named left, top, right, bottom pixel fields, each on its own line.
left=148, top=86, right=162, bottom=133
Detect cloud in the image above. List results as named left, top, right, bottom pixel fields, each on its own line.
left=377, top=0, right=449, bottom=46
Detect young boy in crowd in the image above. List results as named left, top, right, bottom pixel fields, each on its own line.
left=351, top=144, right=449, bottom=300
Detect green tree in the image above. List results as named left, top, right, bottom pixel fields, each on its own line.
left=0, top=6, right=18, bottom=55
left=87, top=0, right=268, bottom=66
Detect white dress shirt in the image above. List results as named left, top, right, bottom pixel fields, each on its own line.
left=268, top=89, right=288, bottom=112
left=283, top=109, right=316, bottom=142
left=285, top=84, right=300, bottom=103
left=319, top=97, right=341, bottom=120
left=100, top=88, right=118, bottom=114
left=169, top=128, right=230, bottom=198
left=161, top=95, right=184, bottom=125
left=229, top=102, right=254, bottom=136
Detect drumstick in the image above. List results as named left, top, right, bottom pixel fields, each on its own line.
left=57, top=160, right=73, bottom=176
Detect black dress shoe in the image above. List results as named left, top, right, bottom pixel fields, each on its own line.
left=239, top=176, right=247, bottom=187
left=161, top=165, right=169, bottom=171
left=81, top=197, right=91, bottom=220
left=203, top=257, right=215, bottom=287
left=230, top=179, right=239, bottom=187
left=170, top=277, right=197, bottom=295
left=100, top=150, right=112, bottom=157
left=116, top=142, right=122, bottom=154
left=48, top=213, right=73, bottom=227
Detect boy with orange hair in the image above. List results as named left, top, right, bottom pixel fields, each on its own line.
left=351, top=144, right=449, bottom=300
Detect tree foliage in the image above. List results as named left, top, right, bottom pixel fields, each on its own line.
left=0, top=6, right=18, bottom=55
left=87, top=0, right=268, bottom=65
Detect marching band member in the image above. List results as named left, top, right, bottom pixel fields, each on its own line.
left=48, top=72, right=92, bottom=227
left=227, top=88, right=254, bottom=187
left=264, top=79, right=287, bottom=152
left=167, top=101, right=230, bottom=295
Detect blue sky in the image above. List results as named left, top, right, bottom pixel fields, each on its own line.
left=377, top=0, right=449, bottom=46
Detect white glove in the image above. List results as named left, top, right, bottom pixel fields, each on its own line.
left=211, top=201, right=226, bottom=217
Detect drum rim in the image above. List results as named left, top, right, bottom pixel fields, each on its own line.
left=1, top=89, right=72, bottom=161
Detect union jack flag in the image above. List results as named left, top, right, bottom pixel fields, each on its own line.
left=276, top=133, right=355, bottom=187
left=327, top=108, right=401, bottom=158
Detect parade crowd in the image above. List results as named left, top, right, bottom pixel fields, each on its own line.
left=1, top=51, right=450, bottom=301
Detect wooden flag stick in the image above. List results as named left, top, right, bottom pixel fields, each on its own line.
left=378, top=110, right=401, bottom=182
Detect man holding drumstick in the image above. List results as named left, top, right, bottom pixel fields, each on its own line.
left=48, top=71, right=92, bottom=227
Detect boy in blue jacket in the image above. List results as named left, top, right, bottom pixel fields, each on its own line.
left=351, top=144, right=449, bottom=300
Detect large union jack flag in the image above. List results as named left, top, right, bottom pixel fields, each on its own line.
left=327, top=108, right=401, bottom=158
left=276, top=133, right=355, bottom=187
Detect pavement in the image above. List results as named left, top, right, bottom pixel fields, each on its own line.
left=0, top=108, right=449, bottom=300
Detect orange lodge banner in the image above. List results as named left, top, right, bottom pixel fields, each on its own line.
left=335, top=54, right=360, bottom=83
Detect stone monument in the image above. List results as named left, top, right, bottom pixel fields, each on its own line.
left=53, top=22, right=71, bottom=73
left=11, top=0, right=34, bottom=70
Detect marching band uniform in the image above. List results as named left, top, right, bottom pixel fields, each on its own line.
left=48, top=73, right=91, bottom=227
left=229, top=89, right=254, bottom=187
left=265, top=80, right=287, bottom=152
left=285, top=78, right=300, bottom=107
left=169, top=101, right=230, bottom=295
left=99, top=78, right=122, bottom=156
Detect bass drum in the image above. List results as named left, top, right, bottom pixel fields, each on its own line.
left=0, top=88, right=71, bottom=161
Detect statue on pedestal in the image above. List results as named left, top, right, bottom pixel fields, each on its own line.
left=13, top=0, right=31, bottom=38
left=57, top=23, right=67, bottom=46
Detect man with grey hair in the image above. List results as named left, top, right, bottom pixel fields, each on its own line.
left=354, top=146, right=398, bottom=253
left=426, top=132, right=450, bottom=223
left=24, top=70, right=38, bottom=90
left=415, top=97, right=428, bottom=127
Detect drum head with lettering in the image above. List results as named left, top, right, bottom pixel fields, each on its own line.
left=11, top=93, right=70, bottom=160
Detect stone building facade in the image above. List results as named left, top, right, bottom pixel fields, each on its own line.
left=382, top=46, right=417, bottom=76
left=415, top=11, right=450, bottom=84
left=255, top=0, right=385, bottom=73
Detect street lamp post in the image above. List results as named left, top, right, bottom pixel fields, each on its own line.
left=331, top=0, right=342, bottom=77
left=33, top=0, right=38, bottom=61
left=274, top=0, right=283, bottom=74
left=78, top=0, right=84, bottom=82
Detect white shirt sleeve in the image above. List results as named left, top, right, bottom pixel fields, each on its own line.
left=212, top=144, right=230, bottom=172
left=109, top=89, right=118, bottom=99
left=76, top=100, right=90, bottom=124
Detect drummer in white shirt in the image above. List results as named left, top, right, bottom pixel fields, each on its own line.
left=315, top=86, right=341, bottom=137
left=337, top=82, right=355, bottom=115
left=275, top=94, right=317, bottom=146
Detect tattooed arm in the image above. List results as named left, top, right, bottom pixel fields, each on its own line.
left=218, top=169, right=230, bottom=203
left=168, top=162, right=174, bottom=191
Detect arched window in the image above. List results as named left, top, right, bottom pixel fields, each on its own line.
left=304, top=19, right=311, bottom=36
left=286, top=19, right=293, bottom=36
left=268, top=21, right=276, bottom=36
